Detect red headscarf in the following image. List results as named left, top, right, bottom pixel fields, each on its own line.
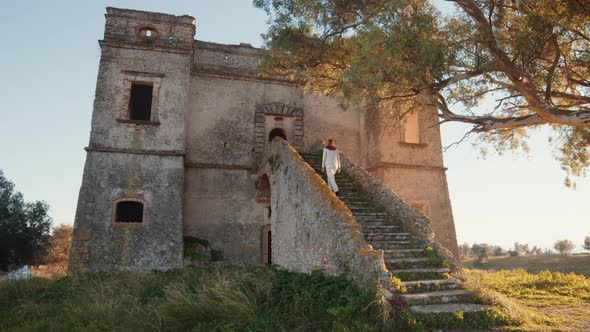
left=325, top=139, right=336, bottom=150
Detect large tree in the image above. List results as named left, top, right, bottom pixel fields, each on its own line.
left=254, top=0, right=590, bottom=181
left=0, top=170, right=52, bottom=270
left=553, top=239, right=576, bottom=255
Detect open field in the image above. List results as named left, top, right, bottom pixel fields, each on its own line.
left=464, top=269, right=590, bottom=332
left=462, top=254, right=590, bottom=277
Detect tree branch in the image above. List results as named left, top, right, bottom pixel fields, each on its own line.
left=447, top=0, right=568, bottom=123
left=432, top=93, right=590, bottom=132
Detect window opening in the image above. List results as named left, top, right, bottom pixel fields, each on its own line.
left=115, top=201, right=144, bottom=223
left=403, top=111, right=420, bottom=144
left=128, top=83, right=153, bottom=121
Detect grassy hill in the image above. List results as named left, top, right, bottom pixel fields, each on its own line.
left=462, top=254, right=590, bottom=276
left=1, top=264, right=589, bottom=331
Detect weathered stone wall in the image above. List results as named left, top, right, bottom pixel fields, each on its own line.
left=302, top=95, right=363, bottom=164
left=183, top=168, right=262, bottom=265
left=70, top=153, right=184, bottom=272
left=258, top=139, right=389, bottom=286
left=69, top=8, right=194, bottom=273
left=182, top=42, right=364, bottom=264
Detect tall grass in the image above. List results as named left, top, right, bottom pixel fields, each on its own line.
left=0, top=267, right=383, bottom=331
left=4, top=267, right=584, bottom=331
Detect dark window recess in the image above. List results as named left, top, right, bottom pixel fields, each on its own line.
left=128, top=83, right=153, bottom=121
left=115, top=201, right=144, bottom=223
left=269, top=128, right=287, bottom=142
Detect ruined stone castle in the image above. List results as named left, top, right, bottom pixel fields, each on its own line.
left=69, top=7, right=459, bottom=275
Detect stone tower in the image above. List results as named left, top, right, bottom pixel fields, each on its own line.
left=69, top=8, right=196, bottom=272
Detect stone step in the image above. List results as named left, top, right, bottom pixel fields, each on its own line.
left=352, top=212, right=388, bottom=216
left=386, top=258, right=437, bottom=270
left=334, top=188, right=357, bottom=192
left=382, top=249, right=425, bottom=258
left=344, top=202, right=378, bottom=207
left=345, top=204, right=377, bottom=209
left=349, top=208, right=385, bottom=213
left=354, top=215, right=387, bottom=222
left=354, top=216, right=389, bottom=221
left=370, top=241, right=419, bottom=250
left=364, top=233, right=412, bottom=246
left=361, top=221, right=389, bottom=227
left=364, top=230, right=410, bottom=236
left=386, top=257, right=429, bottom=265
left=400, top=290, right=473, bottom=305
left=340, top=196, right=367, bottom=200
left=363, top=225, right=403, bottom=232
left=390, top=267, right=451, bottom=274
left=409, top=303, right=488, bottom=314
left=401, top=279, right=460, bottom=292
left=365, top=233, right=412, bottom=241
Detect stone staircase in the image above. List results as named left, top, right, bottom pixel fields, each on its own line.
left=300, top=152, right=486, bottom=316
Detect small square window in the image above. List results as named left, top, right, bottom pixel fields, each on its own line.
left=128, top=83, right=153, bottom=121
left=115, top=201, right=144, bottom=223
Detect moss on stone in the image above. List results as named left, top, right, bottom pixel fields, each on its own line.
left=268, top=154, right=280, bottom=172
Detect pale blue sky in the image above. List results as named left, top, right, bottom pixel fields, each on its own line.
left=0, top=1, right=587, bottom=251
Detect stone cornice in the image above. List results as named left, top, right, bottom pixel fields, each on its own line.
left=367, top=162, right=447, bottom=172
left=194, top=40, right=266, bottom=57
left=85, top=146, right=185, bottom=157
left=192, top=68, right=297, bottom=86
left=184, top=162, right=253, bottom=170
left=99, top=40, right=193, bottom=54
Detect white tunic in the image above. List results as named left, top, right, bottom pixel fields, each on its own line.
left=322, top=148, right=341, bottom=170
left=322, top=148, right=341, bottom=193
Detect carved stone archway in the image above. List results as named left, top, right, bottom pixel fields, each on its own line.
left=254, top=103, right=303, bottom=158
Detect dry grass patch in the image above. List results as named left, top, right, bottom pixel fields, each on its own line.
left=464, top=268, right=590, bottom=332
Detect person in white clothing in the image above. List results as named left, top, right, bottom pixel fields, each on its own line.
left=322, top=139, right=341, bottom=196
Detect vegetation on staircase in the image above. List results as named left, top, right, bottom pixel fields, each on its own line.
left=300, top=152, right=506, bottom=329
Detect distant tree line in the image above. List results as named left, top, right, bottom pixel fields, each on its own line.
left=460, top=237, right=590, bottom=265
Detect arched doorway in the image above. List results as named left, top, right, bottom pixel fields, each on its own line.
left=262, top=224, right=271, bottom=265
left=256, top=174, right=272, bottom=264
left=268, top=128, right=287, bottom=142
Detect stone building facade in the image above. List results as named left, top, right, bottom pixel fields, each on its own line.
left=69, top=7, right=459, bottom=273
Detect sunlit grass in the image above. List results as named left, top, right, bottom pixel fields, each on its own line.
left=464, top=268, right=590, bottom=331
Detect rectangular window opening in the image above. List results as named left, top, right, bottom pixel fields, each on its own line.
left=403, top=111, right=420, bottom=144
left=115, top=201, right=144, bottom=223
left=128, top=83, right=153, bottom=121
